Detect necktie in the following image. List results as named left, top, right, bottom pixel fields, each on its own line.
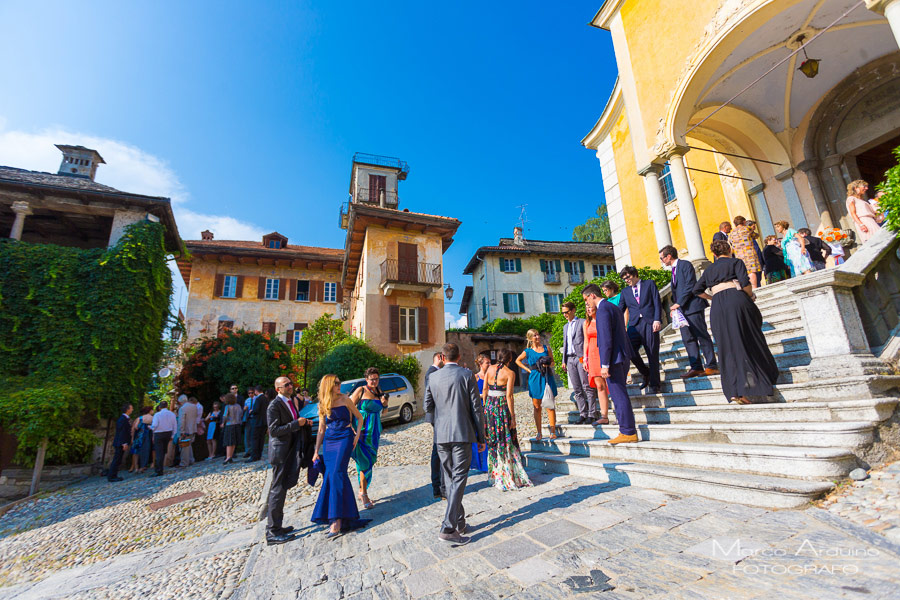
left=634, top=285, right=640, bottom=304
left=285, top=397, right=297, bottom=419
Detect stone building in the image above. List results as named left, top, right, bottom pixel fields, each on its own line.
left=582, top=0, right=900, bottom=268
left=0, top=144, right=180, bottom=251
left=177, top=231, right=345, bottom=346
left=460, top=228, right=615, bottom=327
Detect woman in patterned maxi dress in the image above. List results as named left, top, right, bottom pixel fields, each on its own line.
left=481, top=349, right=532, bottom=491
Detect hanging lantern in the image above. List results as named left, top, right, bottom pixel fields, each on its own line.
left=444, top=284, right=454, bottom=300
left=798, top=47, right=819, bottom=78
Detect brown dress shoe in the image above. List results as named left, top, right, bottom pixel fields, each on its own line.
left=704, top=367, right=720, bottom=376
left=608, top=433, right=639, bottom=444
left=681, top=369, right=704, bottom=379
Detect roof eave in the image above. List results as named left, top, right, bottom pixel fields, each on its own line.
left=590, top=0, right=625, bottom=30
left=581, top=78, right=623, bottom=150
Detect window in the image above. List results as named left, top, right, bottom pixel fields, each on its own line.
left=296, top=280, right=309, bottom=301
left=503, top=293, right=525, bottom=314
left=293, top=330, right=303, bottom=345
left=268, top=239, right=281, bottom=249
left=262, top=322, right=276, bottom=335
left=544, top=293, right=564, bottom=313
left=499, top=257, right=521, bottom=273
left=593, top=264, right=613, bottom=278
left=380, top=376, right=406, bottom=393
left=481, top=297, right=487, bottom=319
left=659, top=162, right=676, bottom=204
left=221, top=275, right=237, bottom=298
left=265, top=278, right=279, bottom=300
left=399, top=307, right=418, bottom=343
left=368, top=174, right=387, bottom=203
left=324, top=282, right=337, bottom=303
left=217, top=320, right=234, bottom=335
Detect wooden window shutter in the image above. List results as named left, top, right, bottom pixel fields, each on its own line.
left=389, top=305, right=400, bottom=343
left=418, top=307, right=429, bottom=344
left=498, top=257, right=506, bottom=272
left=336, top=284, right=343, bottom=303
left=308, top=280, right=317, bottom=302
left=214, top=274, right=225, bottom=297
left=539, top=259, right=547, bottom=273
left=294, top=322, right=307, bottom=330
left=318, top=281, right=326, bottom=302
left=257, top=276, right=266, bottom=299
left=235, top=275, right=245, bottom=298
left=278, top=279, right=287, bottom=300
left=564, top=260, right=572, bottom=273
left=555, top=260, right=562, bottom=272
left=579, top=260, right=585, bottom=273
left=285, top=330, right=294, bottom=345
left=262, top=322, right=276, bottom=335
left=518, top=293, right=524, bottom=313
left=515, top=258, right=521, bottom=272
left=503, top=293, right=510, bottom=313
left=544, top=293, right=550, bottom=313
left=287, top=279, right=296, bottom=301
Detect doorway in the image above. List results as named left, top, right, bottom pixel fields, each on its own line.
left=855, top=134, right=900, bottom=192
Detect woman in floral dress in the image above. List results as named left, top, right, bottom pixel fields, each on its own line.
left=481, top=349, right=532, bottom=491
left=728, top=216, right=762, bottom=288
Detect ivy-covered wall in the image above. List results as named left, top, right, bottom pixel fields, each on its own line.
left=0, top=221, right=173, bottom=453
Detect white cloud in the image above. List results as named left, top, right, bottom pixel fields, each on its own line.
left=445, top=312, right=467, bottom=329
left=0, top=121, right=265, bottom=241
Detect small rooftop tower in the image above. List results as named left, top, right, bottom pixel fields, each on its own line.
left=349, top=152, right=409, bottom=209
left=56, top=144, right=106, bottom=180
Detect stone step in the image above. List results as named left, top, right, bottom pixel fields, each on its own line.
left=525, top=437, right=855, bottom=478
left=658, top=330, right=809, bottom=362
left=560, top=397, right=898, bottom=425
left=620, top=365, right=810, bottom=394
left=555, top=421, right=875, bottom=448
left=522, top=452, right=834, bottom=509
left=652, top=346, right=811, bottom=375
left=659, top=308, right=803, bottom=348
left=618, top=352, right=812, bottom=385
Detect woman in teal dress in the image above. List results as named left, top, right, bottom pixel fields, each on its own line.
left=350, top=367, right=389, bottom=509
left=515, top=329, right=558, bottom=441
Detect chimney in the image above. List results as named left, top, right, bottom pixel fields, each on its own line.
left=56, top=144, right=105, bottom=180
left=513, top=226, right=524, bottom=246
left=201, top=230, right=214, bottom=240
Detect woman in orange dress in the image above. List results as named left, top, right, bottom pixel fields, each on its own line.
left=582, top=302, right=610, bottom=426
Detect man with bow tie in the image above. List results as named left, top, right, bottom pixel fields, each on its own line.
left=618, top=266, right=662, bottom=395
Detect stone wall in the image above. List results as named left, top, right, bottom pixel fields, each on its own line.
left=0, top=464, right=96, bottom=501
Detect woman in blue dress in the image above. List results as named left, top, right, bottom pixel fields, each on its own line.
left=515, top=329, right=558, bottom=441
left=312, top=374, right=365, bottom=538
left=469, top=352, right=490, bottom=472
left=350, top=367, right=389, bottom=509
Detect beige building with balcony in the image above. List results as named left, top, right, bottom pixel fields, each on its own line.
left=461, top=228, right=615, bottom=327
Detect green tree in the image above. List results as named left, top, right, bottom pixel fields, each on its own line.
left=291, top=314, right=351, bottom=385
left=572, top=204, right=612, bottom=243
left=307, top=337, right=421, bottom=397
left=876, top=145, right=900, bottom=234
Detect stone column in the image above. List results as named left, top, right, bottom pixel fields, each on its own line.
left=797, top=159, right=834, bottom=230
left=637, top=163, right=673, bottom=250
left=9, top=201, right=32, bottom=240
left=775, top=168, right=809, bottom=230
left=789, top=269, right=893, bottom=381
left=867, top=0, right=900, bottom=47
left=665, top=147, right=707, bottom=264
left=747, top=183, right=775, bottom=238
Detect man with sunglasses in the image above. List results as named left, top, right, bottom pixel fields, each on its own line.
left=618, top=266, right=662, bottom=395
left=265, top=377, right=309, bottom=545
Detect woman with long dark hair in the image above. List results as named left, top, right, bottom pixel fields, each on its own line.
left=694, top=240, right=779, bottom=404
left=481, top=349, right=532, bottom=491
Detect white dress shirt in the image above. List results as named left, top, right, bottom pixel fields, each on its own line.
left=565, top=320, right=577, bottom=358
left=151, top=408, right=177, bottom=433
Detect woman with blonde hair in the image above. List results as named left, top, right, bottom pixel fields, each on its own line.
left=311, top=374, right=365, bottom=538
left=515, top=329, right=558, bottom=441
left=774, top=220, right=812, bottom=277
left=846, top=180, right=881, bottom=244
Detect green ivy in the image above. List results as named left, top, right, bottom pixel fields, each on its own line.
left=0, top=222, right=173, bottom=447
left=876, top=145, right=900, bottom=234
left=308, top=337, right=421, bottom=397
left=15, top=426, right=100, bottom=467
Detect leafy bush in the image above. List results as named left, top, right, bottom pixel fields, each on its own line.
left=15, top=427, right=100, bottom=467
left=0, top=377, right=85, bottom=451
left=176, top=329, right=293, bottom=404
left=291, top=314, right=351, bottom=384
left=308, top=338, right=421, bottom=397
left=448, top=312, right=557, bottom=337
left=876, top=145, right=900, bottom=234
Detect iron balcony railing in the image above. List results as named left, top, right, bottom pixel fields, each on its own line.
left=352, top=152, right=410, bottom=178
left=544, top=272, right=561, bottom=284
left=354, top=187, right=399, bottom=207
left=381, top=259, right=442, bottom=286
left=568, top=272, right=585, bottom=284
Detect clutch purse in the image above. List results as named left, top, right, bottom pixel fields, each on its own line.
left=307, top=456, right=326, bottom=486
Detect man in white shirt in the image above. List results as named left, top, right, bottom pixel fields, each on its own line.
left=150, top=401, right=177, bottom=477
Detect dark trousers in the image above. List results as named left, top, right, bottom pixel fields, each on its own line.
left=436, top=443, right=471, bottom=533
left=108, top=445, right=124, bottom=480
left=628, top=322, right=660, bottom=388
left=430, top=442, right=444, bottom=496
left=607, top=362, right=636, bottom=435
left=153, top=431, right=173, bottom=475
left=267, top=455, right=298, bottom=534
left=811, top=259, right=826, bottom=271
left=681, top=310, right=717, bottom=371
left=243, top=421, right=251, bottom=455
left=250, top=425, right=266, bottom=461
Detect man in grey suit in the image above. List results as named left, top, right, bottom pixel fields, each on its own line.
left=424, top=342, right=485, bottom=545
left=560, top=301, right=599, bottom=424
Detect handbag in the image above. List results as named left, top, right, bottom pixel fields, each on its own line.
left=671, top=308, right=689, bottom=329
left=542, top=382, right=556, bottom=410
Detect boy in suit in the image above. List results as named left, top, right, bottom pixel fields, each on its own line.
left=108, top=403, right=133, bottom=482
left=618, top=266, right=662, bottom=394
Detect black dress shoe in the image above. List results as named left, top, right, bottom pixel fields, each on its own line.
left=647, top=387, right=661, bottom=395
left=107, top=476, right=124, bottom=482
left=266, top=532, right=295, bottom=545
left=274, top=526, right=295, bottom=535
left=150, top=472, right=163, bottom=477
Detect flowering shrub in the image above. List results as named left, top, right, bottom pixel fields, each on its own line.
left=876, top=145, right=900, bottom=234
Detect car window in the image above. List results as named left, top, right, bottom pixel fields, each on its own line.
left=299, top=402, right=318, bottom=419
left=340, top=380, right=366, bottom=395
left=380, top=376, right=407, bottom=393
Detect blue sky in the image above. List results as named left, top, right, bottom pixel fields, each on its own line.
left=0, top=1, right=617, bottom=325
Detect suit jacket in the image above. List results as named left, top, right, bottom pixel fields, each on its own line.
left=424, top=364, right=485, bottom=445
left=178, top=403, right=198, bottom=437
left=596, top=300, right=632, bottom=367
left=620, top=279, right=662, bottom=327
left=249, top=393, right=269, bottom=429
left=670, top=260, right=707, bottom=316
left=424, top=365, right=440, bottom=425
left=562, top=317, right=586, bottom=358
left=266, top=395, right=302, bottom=466
left=113, top=414, right=132, bottom=447
left=712, top=231, right=729, bottom=243
left=805, top=235, right=832, bottom=261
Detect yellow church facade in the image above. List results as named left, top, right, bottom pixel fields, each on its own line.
left=583, top=0, right=900, bottom=269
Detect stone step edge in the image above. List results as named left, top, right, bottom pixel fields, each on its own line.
left=556, top=421, right=875, bottom=434
left=559, top=397, right=898, bottom=419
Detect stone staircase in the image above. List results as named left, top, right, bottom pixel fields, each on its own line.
left=523, top=276, right=900, bottom=509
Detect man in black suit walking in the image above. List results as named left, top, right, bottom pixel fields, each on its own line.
left=108, top=403, right=133, bottom=482
left=618, top=266, right=663, bottom=394
left=425, top=351, right=446, bottom=499
left=247, top=385, right=269, bottom=462
left=265, top=376, right=308, bottom=545
left=660, top=246, right=718, bottom=379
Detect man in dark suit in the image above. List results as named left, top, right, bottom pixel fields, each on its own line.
left=712, top=221, right=731, bottom=243
left=265, top=376, right=308, bottom=545
left=660, top=246, right=718, bottom=379
left=618, top=265, right=662, bottom=394
left=797, top=228, right=832, bottom=271
left=247, top=385, right=269, bottom=462
left=425, top=343, right=485, bottom=545
left=108, top=403, right=133, bottom=482
left=425, top=352, right=445, bottom=499
left=582, top=284, right=637, bottom=444
left=561, top=301, right=599, bottom=424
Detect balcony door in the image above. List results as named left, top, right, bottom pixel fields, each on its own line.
left=398, top=242, right=418, bottom=283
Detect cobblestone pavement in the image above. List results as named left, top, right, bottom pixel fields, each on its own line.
left=819, top=461, right=900, bottom=544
